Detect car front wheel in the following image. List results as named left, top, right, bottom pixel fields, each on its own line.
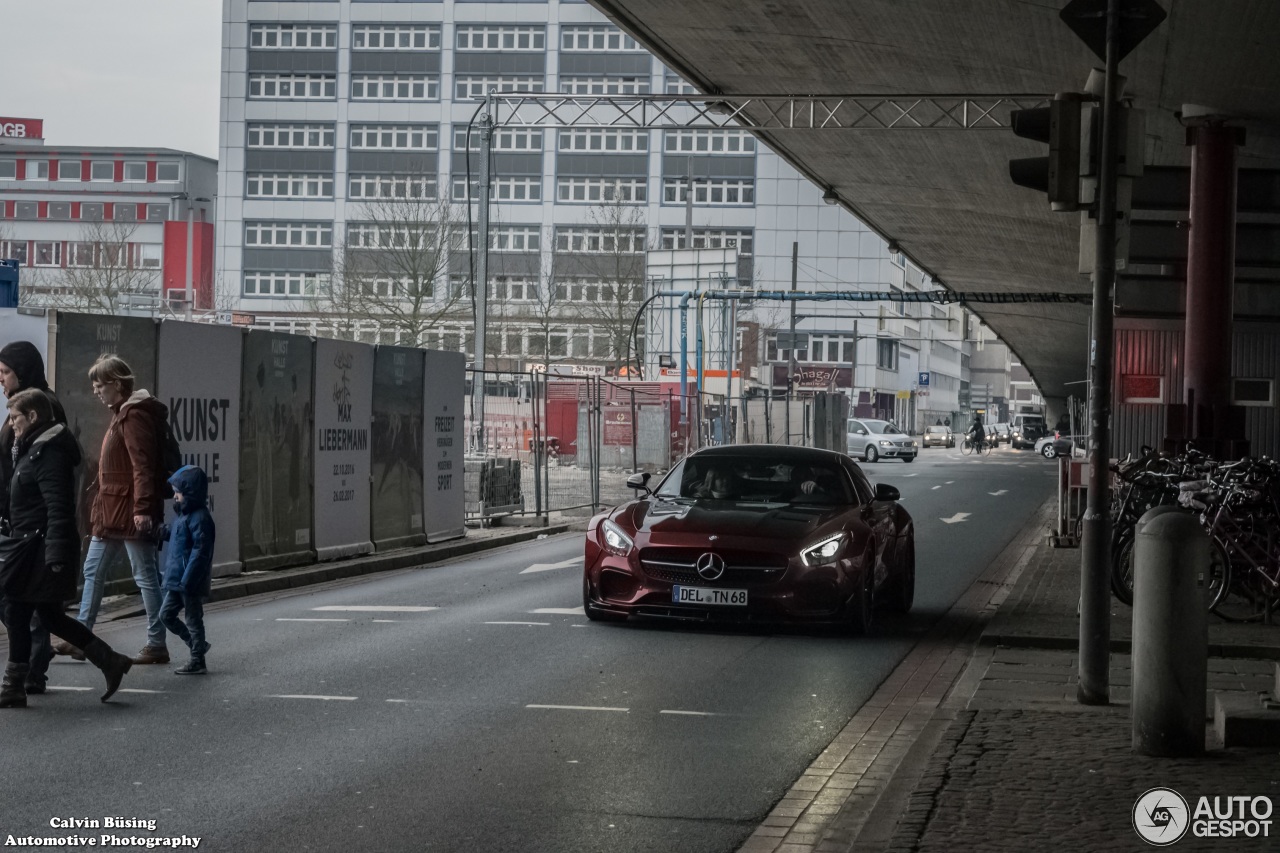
left=865, top=446, right=879, bottom=463
left=1041, top=443, right=1057, bottom=458
left=902, top=455, right=915, bottom=463
left=887, top=538, right=915, bottom=614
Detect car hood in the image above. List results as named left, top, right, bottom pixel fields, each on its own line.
left=619, top=499, right=850, bottom=544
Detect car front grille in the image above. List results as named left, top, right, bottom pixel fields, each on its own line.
left=639, top=547, right=788, bottom=585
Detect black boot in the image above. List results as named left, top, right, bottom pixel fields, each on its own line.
left=82, top=639, right=132, bottom=702
left=1, top=662, right=30, bottom=709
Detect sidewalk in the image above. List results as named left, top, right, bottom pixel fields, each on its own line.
left=740, top=498, right=1280, bottom=853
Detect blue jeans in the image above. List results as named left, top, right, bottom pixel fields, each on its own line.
left=160, top=591, right=206, bottom=657
left=76, top=536, right=166, bottom=649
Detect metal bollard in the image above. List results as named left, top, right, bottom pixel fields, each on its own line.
left=1131, top=507, right=1209, bottom=756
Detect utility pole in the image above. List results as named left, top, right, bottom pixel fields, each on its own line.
left=786, top=241, right=798, bottom=444
left=473, top=99, right=494, bottom=453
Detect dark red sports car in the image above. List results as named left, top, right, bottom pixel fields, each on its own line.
left=583, top=445, right=915, bottom=633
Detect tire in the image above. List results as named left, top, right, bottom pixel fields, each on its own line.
left=887, top=538, right=915, bottom=614
left=1041, top=443, right=1057, bottom=458
left=903, top=455, right=915, bottom=463
left=865, top=445, right=879, bottom=463
left=981, top=442, right=993, bottom=456
left=1114, top=532, right=1234, bottom=615
left=1110, top=532, right=1135, bottom=606
left=961, top=440, right=974, bottom=456
left=847, top=547, right=876, bottom=636
left=583, top=575, right=626, bottom=623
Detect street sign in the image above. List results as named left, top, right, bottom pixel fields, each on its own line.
left=918, top=371, right=930, bottom=386
left=1060, top=0, right=1167, bottom=63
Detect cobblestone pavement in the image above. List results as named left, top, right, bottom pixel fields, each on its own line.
left=738, top=496, right=1280, bottom=853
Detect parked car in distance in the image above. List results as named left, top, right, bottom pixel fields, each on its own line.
left=847, top=418, right=918, bottom=463
left=921, top=425, right=954, bottom=448
left=582, top=445, right=916, bottom=633
left=990, top=423, right=1012, bottom=444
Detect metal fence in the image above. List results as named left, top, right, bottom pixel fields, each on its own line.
left=460, top=374, right=851, bottom=520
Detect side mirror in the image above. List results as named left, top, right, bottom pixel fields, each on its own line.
left=874, top=483, right=900, bottom=502
left=626, top=472, right=652, bottom=494
left=858, top=429, right=868, bottom=436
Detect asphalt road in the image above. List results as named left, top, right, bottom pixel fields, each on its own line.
left=0, top=444, right=1054, bottom=853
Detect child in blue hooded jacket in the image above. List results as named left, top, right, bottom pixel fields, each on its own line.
left=159, top=465, right=215, bottom=674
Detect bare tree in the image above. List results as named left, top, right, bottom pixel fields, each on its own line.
left=324, top=190, right=468, bottom=345
left=27, top=220, right=160, bottom=313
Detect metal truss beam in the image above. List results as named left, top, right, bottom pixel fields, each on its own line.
left=489, top=93, right=1052, bottom=130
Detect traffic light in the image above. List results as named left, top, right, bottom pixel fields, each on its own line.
left=1009, top=94, right=1083, bottom=211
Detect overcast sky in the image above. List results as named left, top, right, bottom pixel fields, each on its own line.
left=6, top=1, right=222, bottom=159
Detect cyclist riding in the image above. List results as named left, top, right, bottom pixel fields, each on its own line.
left=967, top=414, right=987, bottom=453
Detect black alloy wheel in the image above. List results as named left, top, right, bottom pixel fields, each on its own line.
left=848, top=546, right=876, bottom=636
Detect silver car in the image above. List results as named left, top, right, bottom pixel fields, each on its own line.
left=847, top=418, right=918, bottom=463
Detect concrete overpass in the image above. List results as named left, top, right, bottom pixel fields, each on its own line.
left=588, top=0, right=1280, bottom=410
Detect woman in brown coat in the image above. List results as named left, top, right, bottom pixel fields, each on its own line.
left=0, top=389, right=132, bottom=707
left=55, top=355, right=171, bottom=665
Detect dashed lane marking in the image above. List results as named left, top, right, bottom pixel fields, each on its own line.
left=660, top=709, right=718, bottom=716
left=527, top=704, right=629, bottom=713
left=47, top=686, right=165, bottom=694
left=931, top=486, right=942, bottom=490
left=312, top=606, right=439, bottom=612
left=522, top=556, right=585, bottom=574
left=267, top=694, right=358, bottom=701
left=486, top=621, right=551, bottom=626
left=530, top=607, right=587, bottom=615
left=277, top=618, right=350, bottom=622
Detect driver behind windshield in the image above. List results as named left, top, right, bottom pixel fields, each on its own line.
left=693, top=468, right=735, bottom=500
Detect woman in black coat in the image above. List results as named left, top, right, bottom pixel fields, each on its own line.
left=0, top=389, right=133, bottom=708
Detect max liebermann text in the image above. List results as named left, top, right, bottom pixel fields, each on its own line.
left=5, top=817, right=200, bottom=848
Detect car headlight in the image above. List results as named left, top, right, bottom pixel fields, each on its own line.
left=909, top=441, right=917, bottom=447
left=879, top=439, right=892, bottom=446
left=800, top=532, right=847, bottom=566
left=600, top=519, right=634, bottom=556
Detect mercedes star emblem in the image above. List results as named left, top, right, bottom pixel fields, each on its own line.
left=696, top=552, right=726, bottom=581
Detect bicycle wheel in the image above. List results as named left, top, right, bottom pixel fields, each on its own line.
left=1110, top=531, right=1135, bottom=606
left=1211, top=541, right=1266, bottom=622
left=961, top=439, right=973, bottom=456
left=982, top=441, right=993, bottom=456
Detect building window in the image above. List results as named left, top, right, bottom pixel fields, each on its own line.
left=25, top=161, right=48, bottom=181
left=348, top=174, right=437, bottom=199
left=555, top=227, right=645, bottom=254
left=454, top=75, right=544, bottom=100
left=351, top=24, right=439, bottom=50
left=560, top=26, right=642, bottom=52
left=554, top=280, right=643, bottom=303
left=451, top=175, right=540, bottom=202
left=1231, top=378, right=1274, bottom=407
left=244, top=221, right=333, bottom=248
left=248, top=74, right=336, bottom=100
left=351, top=74, right=437, bottom=101
left=453, top=128, right=542, bottom=152
left=662, top=178, right=755, bottom=205
left=115, top=203, right=137, bottom=222
left=85, top=161, right=113, bottom=181
left=659, top=227, right=753, bottom=256
left=1120, top=375, right=1164, bottom=404
left=486, top=226, right=540, bottom=253
left=135, top=243, right=162, bottom=269
left=556, top=177, right=646, bottom=203
left=346, top=224, right=439, bottom=250
left=57, top=161, right=82, bottom=181
left=249, top=23, right=337, bottom=49
left=80, top=202, right=104, bottom=221
left=663, top=129, right=756, bottom=154
left=455, top=25, right=545, bottom=51
left=0, top=160, right=15, bottom=180
left=246, top=173, right=334, bottom=199
left=147, top=204, right=169, bottom=221
left=664, top=74, right=698, bottom=95
left=876, top=339, right=898, bottom=371
left=243, top=271, right=326, bottom=297
left=490, top=277, right=536, bottom=302
left=0, top=242, right=28, bottom=265
left=558, top=76, right=650, bottom=96
left=248, top=123, right=335, bottom=149
left=68, top=242, right=96, bottom=268
left=351, top=124, right=437, bottom=151
left=123, top=162, right=147, bottom=181
left=156, top=162, right=180, bottom=182
left=557, top=128, right=648, bottom=152
left=33, top=242, right=61, bottom=266
left=48, top=202, right=71, bottom=220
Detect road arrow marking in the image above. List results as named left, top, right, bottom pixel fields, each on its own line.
left=940, top=513, right=971, bottom=524
left=989, top=490, right=1008, bottom=496
left=522, top=556, right=584, bottom=574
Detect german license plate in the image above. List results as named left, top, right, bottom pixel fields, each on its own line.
left=672, top=586, right=748, bottom=606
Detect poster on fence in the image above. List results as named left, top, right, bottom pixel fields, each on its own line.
left=423, top=349, right=465, bottom=543
left=240, top=330, right=315, bottom=570
left=312, top=337, right=374, bottom=560
left=372, top=345, right=424, bottom=550
left=157, top=321, right=243, bottom=577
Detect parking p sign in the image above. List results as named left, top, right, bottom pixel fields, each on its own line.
left=918, top=372, right=930, bottom=386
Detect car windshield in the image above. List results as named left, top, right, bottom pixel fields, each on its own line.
left=656, top=456, right=853, bottom=506
left=866, top=421, right=903, bottom=435
left=925, top=426, right=947, bottom=434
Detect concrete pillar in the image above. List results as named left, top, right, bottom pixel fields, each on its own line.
left=1183, top=124, right=1240, bottom=436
